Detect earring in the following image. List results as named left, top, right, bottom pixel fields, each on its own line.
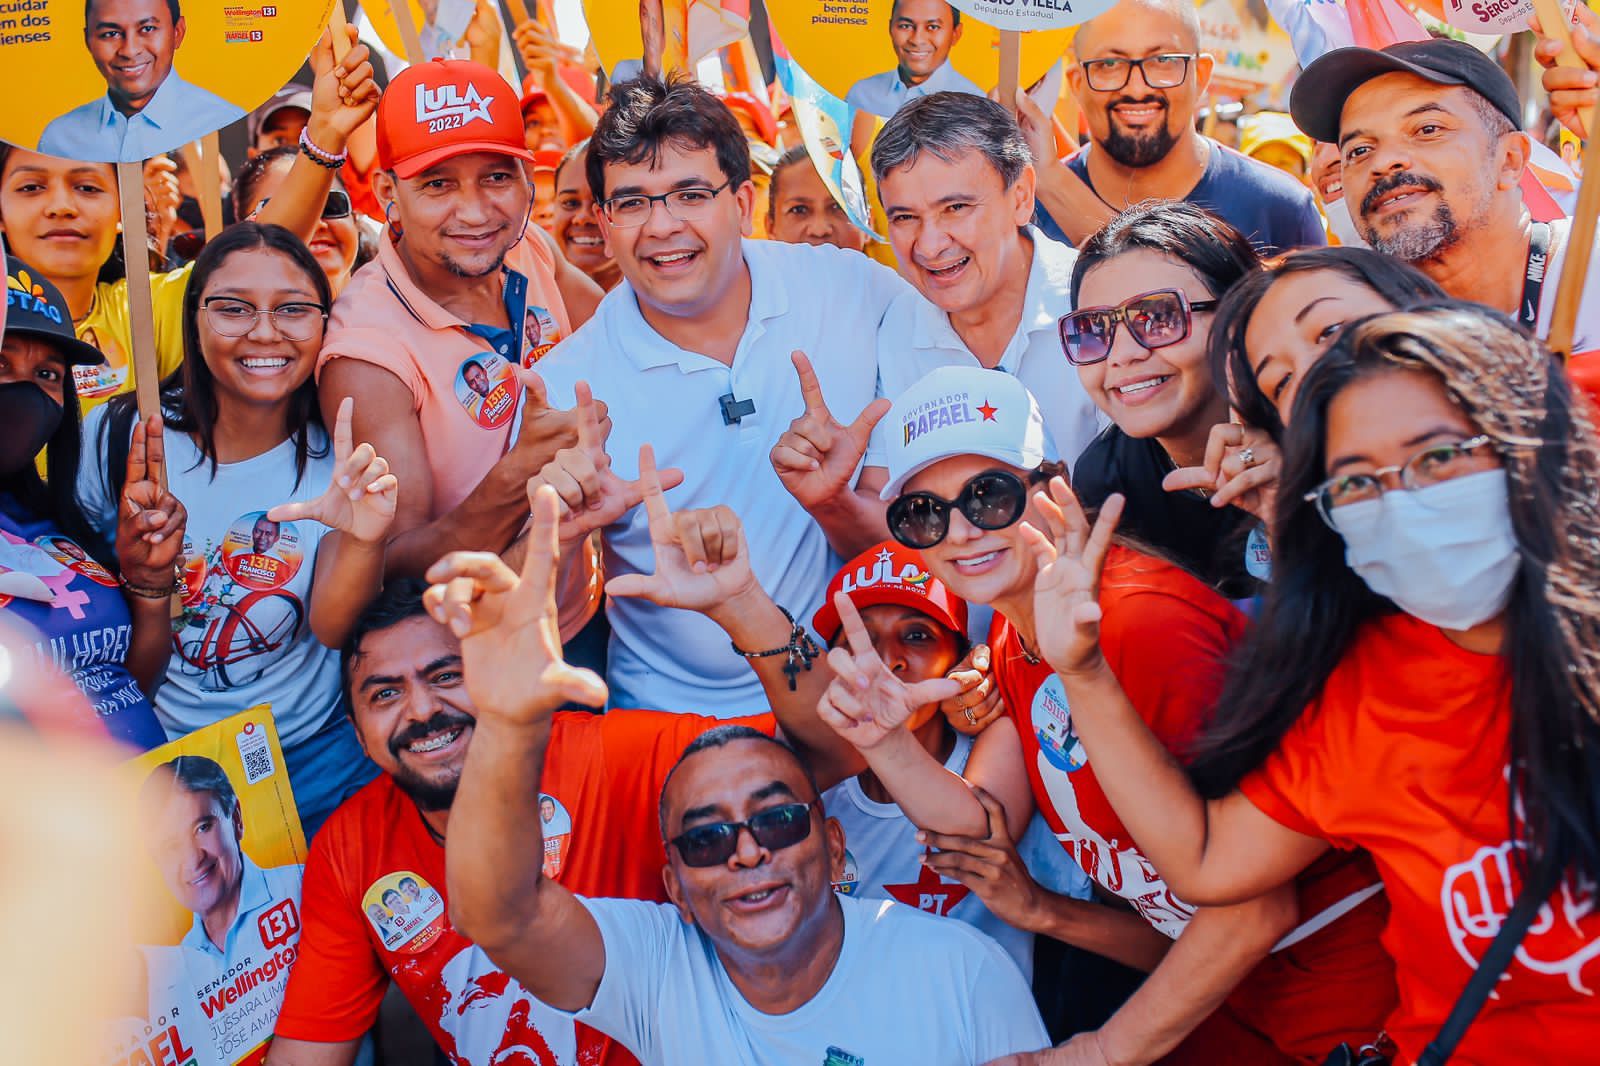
left=384, top=201, right=404, bottom=242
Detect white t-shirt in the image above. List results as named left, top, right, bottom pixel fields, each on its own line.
left=867, top=227, right=1104, bottom=470
left=1536, top=217, right=1600, bottom=354
left=79, top=407, right=341, bottom=748
left=535, top=240, right=910, bottom=715
left=571, top=893, right=1049, bottom=1065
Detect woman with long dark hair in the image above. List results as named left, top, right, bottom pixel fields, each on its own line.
left=80, top=224, right=397, bottom=834
left=1029, top=303, right=1600, bottom=1062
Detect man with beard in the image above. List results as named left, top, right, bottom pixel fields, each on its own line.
left=1026, top=0, right=1324, bottom=254
left=1291, top=39, right=1600, bottom=362
left=317, top=58, right=607, bottom=585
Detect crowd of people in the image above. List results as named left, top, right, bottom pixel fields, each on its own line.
left=6, top=0, right=1600, bottom=1063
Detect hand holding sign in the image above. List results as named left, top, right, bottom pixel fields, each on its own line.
left=266, top=397, right=399, bottom=545
left=1535, top=1, right=1600, bottom=139
left=771, top=351, right=891, bottom=512
left=308, top=25, right=381, bottom=153
left=817, top=591, right=963, bottom=751
left=117, top=413, right=187, bottom=592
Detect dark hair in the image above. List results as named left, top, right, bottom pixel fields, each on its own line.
left=586, top=73, right=752, bottom=203
left=341, top=577, right=432, bottom=707
left=143, top=754, right=239, bottom=818
left=399, top=876, right=420, bottom=890
left=657, top=725, right=821, bottom=839
left=1187, top=302, right=1600, bottom=890
left=554, top=138, right=588, bottom=192
left=106, top=223, right=330, bottom=484
left=1207, top=247, right=1448, bottom=440
left=86, top=0, right=180, bottom=22
left=767, top=144, right=815, bottom=223
left=870, top=92, right=1032, bottom=189
left=1070, top=200, right=1262, bottom=305
left=891, top=0, right=960, bottom=25
left=233, top=145, right=346, bottom=222
left=0, top=144, right=131, bottom=286
left=382, top=888, right=402, bottom=906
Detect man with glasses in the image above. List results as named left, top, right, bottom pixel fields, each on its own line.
left=433, top=493, right=1050, bottom=1066
left=1026, top=0, right=1324, bottom=253
left=532, top=74, right=911, bottom=716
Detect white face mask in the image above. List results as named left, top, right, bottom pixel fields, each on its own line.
left=1331, top=469, right=1519, bottom=631
left=1323, top=197, right=1369, bottom=248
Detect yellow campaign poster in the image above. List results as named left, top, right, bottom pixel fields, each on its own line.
left=0, top=0, right=334, bottom=163
left=583, top=0, right=748, bottom=77
left=102, top=707, right=307, bottom=1066
left=1196, top=0, right=1295, bottom=96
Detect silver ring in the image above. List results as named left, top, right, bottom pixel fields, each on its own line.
left=964, top=707, right=978, bottom=726
left=1239, top=446, right=1256, bottom=468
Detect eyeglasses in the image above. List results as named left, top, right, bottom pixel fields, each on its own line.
left=888, top=469, right=1033, bottom=550
left=599, top=181, right=732, bottom=227
left=1302, top=436, right=1497, bottom=527
left=1059, top=288, right=1218, bottom=366
left=1080, top=53, right=1195, bottom=92
left=669, top=802, right=815, bottom=868
left=201, top=297, right=328, bottom=342
left=251, top=189, right=353, bottom=221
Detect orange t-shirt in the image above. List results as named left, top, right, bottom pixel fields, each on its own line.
left=1240, top=613, right=1600, bottom=1065
left=994, top=545, right=1395, bottom=1061
left=316, top=226, right=572, bottom=520
left=275, top=709, right=773, bottom=1064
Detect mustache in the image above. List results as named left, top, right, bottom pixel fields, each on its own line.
left=1108, top=94, right=1168, bottom=111
left=1360, top=171, right=1443, bottom=217
left=389, top=710, right=475, bottom=758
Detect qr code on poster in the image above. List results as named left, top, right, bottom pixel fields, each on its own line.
left=238, top=723, right=276, bottom=784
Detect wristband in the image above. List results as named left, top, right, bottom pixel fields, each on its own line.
left=299, top=128, right=348, bottom=170
left=119, top=573, right=176, bottom=600
left=730, top=606, right=820, bottom=691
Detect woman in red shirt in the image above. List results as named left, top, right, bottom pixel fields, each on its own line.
left=1029, top=302, right=1600, bottom=1065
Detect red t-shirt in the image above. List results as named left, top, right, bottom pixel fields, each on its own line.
left=1241, top=613, right=1600, bottom=1065
left=994, top=545, right=1395, bottom=1060
left=274, top=709, right=773, bottom=1064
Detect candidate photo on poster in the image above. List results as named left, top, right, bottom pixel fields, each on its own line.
left=39, top=0, right=245, bottom=164
left=844, top=0, right=982, bottom=118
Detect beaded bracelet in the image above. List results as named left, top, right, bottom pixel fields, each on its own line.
left=299, top=128, right=348, bottom=170
left=119, top=573, right=176, bottom=600
left=730, top=606, right=820, bottom=691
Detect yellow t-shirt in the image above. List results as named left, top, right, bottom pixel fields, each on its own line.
left=72, top=263, right=191, bottom=417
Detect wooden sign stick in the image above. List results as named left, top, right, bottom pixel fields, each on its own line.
left=998, top=29, right=1021, bottom=115
left=197, top=133, right=224, bottom=242
left=1530, top=0, right=1595, bottom=138
left=391, top=0, right=426, bottom=64
left=114, top=161, right=164, bottom=473
left=1545, top=130, right=1600, bottom=360
left=330, top=2, right=354, bottom=62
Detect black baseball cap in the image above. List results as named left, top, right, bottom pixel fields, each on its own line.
left=5, top=255, right=106, bottom=366
left=1290, top=39, right=1523, bottom=145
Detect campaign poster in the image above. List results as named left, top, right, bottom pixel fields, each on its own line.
left=358, top=0, right=477, bottom=62
left=0, top=0, right=333, bottom=163
left=102, top=707, right=308, bottom=1066
left=582, top=0, right=749, bottom=79
left=772, top=45, right=883, bottom=242
left=1197, top=0, right=1296, bottom=96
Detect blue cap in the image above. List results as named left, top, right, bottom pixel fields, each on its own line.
left=5, top=255, right=105, bottom=366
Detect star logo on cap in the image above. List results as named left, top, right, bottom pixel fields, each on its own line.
left=977, top=399, right=998, bottom=422
left=875, top=546, right=895, bottom=567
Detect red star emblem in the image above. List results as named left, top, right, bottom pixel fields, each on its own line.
left=883, top=864, right=970, bottom=915
left=977, top=399, right=998, bottom=421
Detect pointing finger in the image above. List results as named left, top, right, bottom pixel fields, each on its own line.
left=834, top=591, right=877, bottom=662
left=846, top=397, right=892, bottom=447
left=334, top=395, right=355, bottom=465
left=574, top=380, right=599, bottom=454
left=791, top=350, right=830, bottom=418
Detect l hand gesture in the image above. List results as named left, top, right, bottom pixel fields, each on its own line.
left=921, top=786, right=1042, bottom=931
left=1020, top=478, right=1122, bottom=678
left=307, top=25, right=379, bottom=150
left=817, top=592, right=963, bottom=750
left=1161, top=421, right=1280, bottom=522
left=424, top=486, right=609, bottom=724
left=266, top=397, right=397, bottom=544
left=117, top=415, right=187, bottom=590
left=771, top=351, right=890, bottom=511
left=938, top=643, right=1006, bottom=736
left=604, top=445, right=758, bottom=612
left=512, top=368, right=611, bottom=478
left=530, top=382, right=682, bottom=545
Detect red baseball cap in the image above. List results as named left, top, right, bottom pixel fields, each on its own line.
left=812, top=541, right=967, bottom=644
left=377, top=58, right=535, bottom=179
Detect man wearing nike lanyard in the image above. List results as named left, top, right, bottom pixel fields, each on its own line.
left=317, top=58, right=606, bottom=590
left=1290, top=39, right=1600, bottom=404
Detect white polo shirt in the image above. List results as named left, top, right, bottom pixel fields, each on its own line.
left=866, top=226, right=1104, bottom=470
left=535, top=239, right=910, bottom=715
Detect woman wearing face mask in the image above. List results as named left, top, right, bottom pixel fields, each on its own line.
left=1065, top=202, right=1262, bottom=596
left=550, top=141, right=621, bottom=292
left=767, top=145, right=868, bottom=254
left=1310, top=142, right=1367, bottom=249
left=234, top=146, right=365, bottom=299
left=1, top=254, right=182, bottom=750
left=1030, top=303, right=1600, bottom=1064
left=79, top=224, right=397, bottom=835
left=819, top=366, right=1396, bottom=1066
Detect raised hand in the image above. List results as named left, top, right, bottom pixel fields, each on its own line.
left=307, top=24, right=379, bottom=149
left=921, top=786, right=1042, bottom=931
left=530, top=382, right=683, bottom=545
left=816, top=591, right=963, bottom=750
left=603, top=444, right=757, bottom=612
left=266, top=397, right=397, bottom=543
left=771, top=351, right=891, bottom=511
left=117, top=415, right=187, bottom=591
left=424, top=486, right=608, bottom=724
left=513, top=17, right=584, bottom=85
left=511, top=368, right=611, bottom=479
left=937, top=643, right=1007, bottom=736
left=1161, top=421, right=1280, bottom=522
left=1534, top=2, right=1600, bottom=139
left=1019, top=478, right=1122, bottom=678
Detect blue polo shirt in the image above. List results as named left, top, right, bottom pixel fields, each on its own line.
left=39, top=70, right=244, bottom=164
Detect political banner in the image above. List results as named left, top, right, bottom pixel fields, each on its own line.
left=582, top=0, right=748, bottom=77
left=947, top=0, right=1114, bottom=30
left=101, top=707, right=307, bottom=1066
left=772, top=42, right=883, bottom=242
left=1198, top=0, right=1297, bottom=95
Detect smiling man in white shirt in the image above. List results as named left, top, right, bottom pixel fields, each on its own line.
left=845, top=0, right=983, bottom=118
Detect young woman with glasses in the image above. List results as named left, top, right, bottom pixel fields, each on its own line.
left=79, top=224, right=398, bottom=836
left=817, top=365, right=1396, bottom=1066
left=1063, top=201, right=1262, bottom=596
left=1027, top=302, right=1600, bottom=1064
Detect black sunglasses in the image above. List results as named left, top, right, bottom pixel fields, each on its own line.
left=669, top=802, right=815, bottom=868
left=252, top=188, right=353, bottom=221
left=887, top=469, right=1031, bottom=550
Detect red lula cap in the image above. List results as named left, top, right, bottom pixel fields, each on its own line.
left=812, top=541, right=968, bottom=645
left=377, top=58, right=536, bottom=179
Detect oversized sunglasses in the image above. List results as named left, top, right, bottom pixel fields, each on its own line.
left=1059, top=288, right=1218, bottom=366
left=669, top=802, right=815, bottom=868
left=887, top=469, right=1031, bottom=550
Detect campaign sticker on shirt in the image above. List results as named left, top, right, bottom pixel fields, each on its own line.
left=539, top=793, right=573, bottom=879
left=1244, top=525, right=1273, bottom=582
left=71, top=357, right=128, bottom=400
left=519, top=305, right=561, bottom=368
left=220, top=512, right=304, bottom=592
left=364, top=870, right=447, bottom=954
left=35, top=535, right=115, bottom=586
left=454, top=352, right=518, bottom=430
left=833, top=848, right=860, bottom=896
left=177, top=538, right=208, bottom=608
left=1032, top=672, right=1087, bottom=774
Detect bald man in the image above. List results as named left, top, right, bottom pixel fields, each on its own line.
left=1022, top=0, right=1324, bottom=252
